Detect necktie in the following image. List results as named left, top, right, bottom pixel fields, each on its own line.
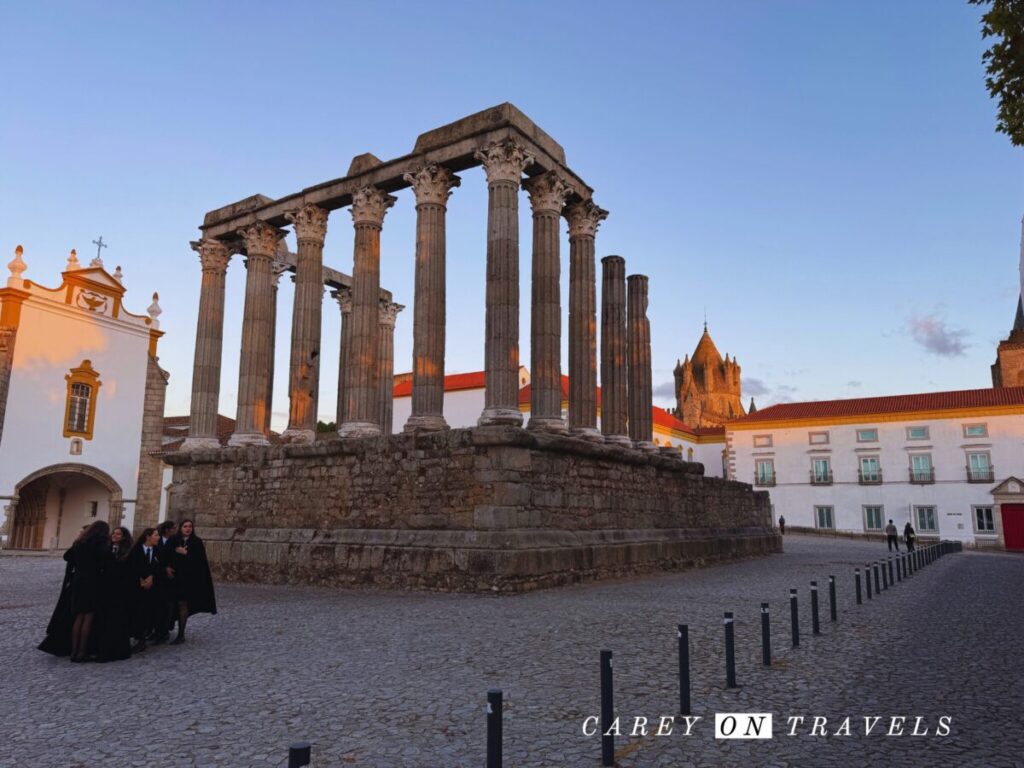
left=146, top=547, right=152, bottom=563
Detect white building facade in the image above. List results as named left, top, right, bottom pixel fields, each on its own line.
left=726, top=387, right=1024, bottom=549
left=0, top=245, right=167, bottom=549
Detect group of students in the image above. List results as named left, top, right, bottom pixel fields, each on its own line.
left=38, top=518, right=217, bottom=663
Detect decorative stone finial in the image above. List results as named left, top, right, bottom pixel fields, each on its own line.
left=66, top=248, right=81, bottom=271
left=475, top=140, right=535, bottom=185
left=113, top=265, right=124, bottom=284
left=403, top=164, right=461, bottom=207
left=350, top=186, right=397, bottom=226
left=565, top=199, right=609, bottom=238
left=90, top=253, right=104, bottom=268
left=147, top=292, right=162, bottom=329
left=7, top=245, right=26, bottom=286
left=523, top=171, right=573, bottom=215
left=285, top=203, right=330, bottom=243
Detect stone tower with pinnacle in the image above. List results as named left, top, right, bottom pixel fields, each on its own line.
left=673, top=324, right=746, bottom=427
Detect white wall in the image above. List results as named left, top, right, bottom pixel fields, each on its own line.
left=729, top=412, right=1024, bottom=544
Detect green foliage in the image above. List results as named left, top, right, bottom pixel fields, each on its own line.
left=316, top=420, right=336, bottom=432
left=970, top=0, right=1024, bottom=145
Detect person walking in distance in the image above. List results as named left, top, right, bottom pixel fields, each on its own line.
left=904, top=522, right=916, bottom=552
left=778, top=515, right=786, bottom=535
left=885, top=519, right=899, bottom=552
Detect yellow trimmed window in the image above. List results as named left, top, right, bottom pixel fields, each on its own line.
left=64, top=360, right=101, bottom=439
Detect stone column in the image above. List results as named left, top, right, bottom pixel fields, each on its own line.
left=264, top=265, right=285, bottom=435
left=403, top=164, right=460, bottom=432
left=523, top=171, right=572, bottom=433
left=229, top=221, right=284, bottom=446
left=183, top=239, right=231, bottom=450
left=627, top=274, right=655, bottom=450
left=377, top=300, right=404, bottom=435
left=476, top=140, right=534, bottom=427
left=600, top=255, right=630, bottom=445
left=339, top=186, right=396, bottom=437
left=331, top=287, right=353, bottom=427
left=282, top=204, right=329, bottom=443
left=565, top=200, right=608, bottom=441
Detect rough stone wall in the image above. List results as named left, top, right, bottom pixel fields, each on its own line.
left=167, top=427, right=777, bottom=592
left=992, top=341, right=1024, bottom=388
left=132, top=355, right=169, bottom=534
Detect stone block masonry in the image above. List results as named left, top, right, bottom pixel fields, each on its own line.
left=165, top=427, right=778, bottom=593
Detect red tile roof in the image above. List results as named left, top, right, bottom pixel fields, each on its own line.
left=727, top=386, right=1024, bottom=426
left=393, top=370, right=486, bottom=398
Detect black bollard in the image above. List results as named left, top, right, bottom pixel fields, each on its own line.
left=600, top=650, right=614, bottom=767
left=866, top=564, right=873, bottom=599
left=888, top=557, right=894, bottom=585
left=761, top=603, right=771, bottom=666
left=874, top=562, right=882, bottom=593
left=896, top=556, right=902, bottom=582
left=677, top=624, right=691, bottom=716
left=487, top=689, right=502, bottom=768
left=810, top=581, right=820, bottom=635
left=881, top=559, right=888, bottom=590
left=855, top=569, right=862, bottom=605
left=288, top=743, right=311, bottom=768
left=828, top=575, right=837, bottom=622
left=724, top=612, right=737, bottom=688
left=790, top=588, right=800, bottom=647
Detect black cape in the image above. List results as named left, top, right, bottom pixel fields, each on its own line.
left=94, top=549, right=134, bottom=662
left=37, top=552, right=75, bottom=657
left=168, top=534, right=217, bottom=616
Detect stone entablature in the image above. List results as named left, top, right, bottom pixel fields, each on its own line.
left=165, top=427, right=777, bottom=593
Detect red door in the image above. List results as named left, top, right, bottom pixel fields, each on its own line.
left=1003, top=504, right=1024, bottom=551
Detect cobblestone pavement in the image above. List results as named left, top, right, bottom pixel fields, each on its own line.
left=2, top=535, right=1022, bottom=767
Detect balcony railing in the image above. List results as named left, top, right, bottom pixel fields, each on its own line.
left=754, top=474, right=776, bottom=487
left=809, top=470, right=833, bottom=485
left=967, top=466, right=995, bottom=483
left=909, top=468, right=935, bottom=484
left=858, top=469, right=883, bottom=485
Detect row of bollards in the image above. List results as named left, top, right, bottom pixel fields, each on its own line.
left=286, top=541, right=961, bottom=767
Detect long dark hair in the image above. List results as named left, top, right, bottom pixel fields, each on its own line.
left=75, top=520, right=110, bottom=547
left=127, top=527, right=158, bottom=560
left=112, top=526, right=133, bottom=558
left=178, top=518, right=198, bottom=542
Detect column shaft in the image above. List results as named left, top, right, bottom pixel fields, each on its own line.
left=627, top=274, right=654, bottom=448
left=265, top=273, right=280, bottom=435
left=476, top=141, right=534, bottom=426
left=600, top=256, right=630, bottom=444
left=404, top=164, right=459, bottom=431
left=566, top=201, right=607, bottom=440
left=230, top=222, right=282, bottom=446
left=377, top=301, right=403, bottom=434
left=283, top=204, right=329, bottom=443
left=332, top=288, right=352, bottom=428
left=184, top=239, right=230, bottom=450
left=339, top=186, right=396, bottom=437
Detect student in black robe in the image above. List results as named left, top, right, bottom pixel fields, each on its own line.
left=154, top=520, right=178, bottom=642
left=126, top=527, right=162, bottom=653
left=168, top=519, right=217, bottom=644
left=38, top=520, right=111, bottom=662
left=95, top=527, right=134, bottom=662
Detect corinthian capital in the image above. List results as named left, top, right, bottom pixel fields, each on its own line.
left=331, top=287, right=353, bottom=314
left=403, top=164, right=461, bottom=207
left=350, top=186, right=397, bottom=227
left=286, top=204, right=330, bottom=244
left=190, top=239, right=232, bottom=274
left=523, top=171, right=573, bottom=215
left=474, top=140, right=535, bottom=185
left=378, top=300, right=405, bottom=329
left=237, top=221, right=285, bottom=259
left=565, top=199, right=609, bottom=239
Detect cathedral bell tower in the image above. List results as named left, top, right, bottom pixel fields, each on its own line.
left=673, top=325, right=746, bottom=427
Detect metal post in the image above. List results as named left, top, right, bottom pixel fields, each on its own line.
left=896, top=556, right=902, bottom=582
left=828, top=575, right=837, bottom=621
left=881, top=559, right=888, bottom=590
left=866, top=564, right=872, bottom=599
left=724, top=612, right=737, bottom=688
left=677, top=624, right=691, bottom=716
left=855, top=568, right=862, bottom=605
left=888, top=557, right=894, bottom=585
left=874, top=562, right=882, bottom=593
left=487, top=689, right=502, bottom=768
left=288, top=743, right=311, bottom=768
left=790, top=588, right=799, bottom=647
left=810, top=581, right=820, bottom=635
left=600, top=650, right=614, bottom=767
left=761, top=602, right=771, bottom=666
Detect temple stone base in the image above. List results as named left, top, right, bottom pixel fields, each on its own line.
left=164, top=427, right=779, bottom=593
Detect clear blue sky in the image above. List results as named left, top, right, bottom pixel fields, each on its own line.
left=2, top=1, right=1021, bottom=427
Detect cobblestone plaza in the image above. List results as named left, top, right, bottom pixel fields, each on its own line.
left=2, top=535, right=1021, bottom=767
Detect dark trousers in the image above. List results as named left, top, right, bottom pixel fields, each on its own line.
left=887, top=534, right=898, bottom=551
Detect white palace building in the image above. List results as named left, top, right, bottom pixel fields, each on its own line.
left=0, top=245, right=167, bottom=549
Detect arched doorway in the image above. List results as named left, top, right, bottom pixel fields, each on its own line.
left=6, top=464, right=123, bottom=551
